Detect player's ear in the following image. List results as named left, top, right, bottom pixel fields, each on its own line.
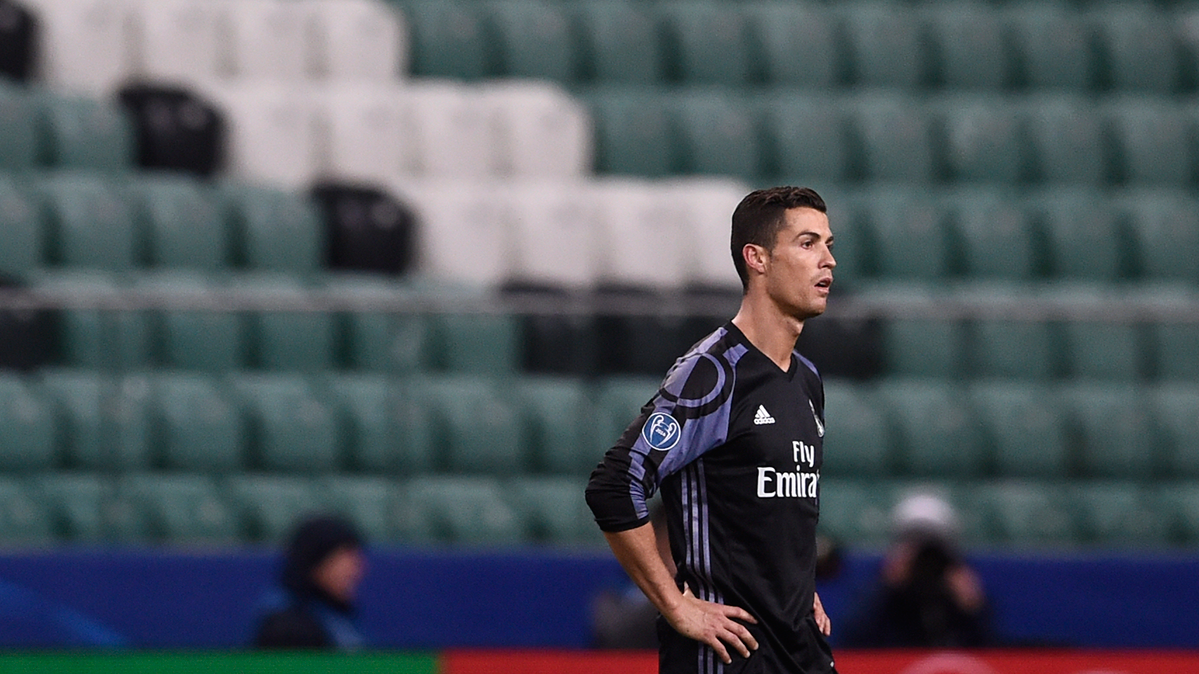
left=743, top=243, right=769, bottom=276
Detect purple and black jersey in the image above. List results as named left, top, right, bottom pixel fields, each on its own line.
left=586, top=322, right=836, bottom=674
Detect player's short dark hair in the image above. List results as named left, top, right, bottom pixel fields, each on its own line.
left=730, top=186, right=826, bottom=291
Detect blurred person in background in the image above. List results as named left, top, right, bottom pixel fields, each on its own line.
left=841, top=493, right=993, bottom=648
left=254, top=514, right=367, bottom=650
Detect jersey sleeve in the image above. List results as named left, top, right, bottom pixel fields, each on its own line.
left=585, top=351, right=736, bottom=533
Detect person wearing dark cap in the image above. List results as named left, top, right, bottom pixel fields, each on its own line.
left=253, top=514, right=368, bottom=650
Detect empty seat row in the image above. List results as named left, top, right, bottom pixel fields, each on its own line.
left=586, top=88, right=1199, bottom=188
left=0, top=472, right=601, bottom=547
left=26, top=0, right=406, bottom=96
left=399, top=0, right=1199, bottom=93
left=0, top=82, right=133, bottom=172
left=820, top=479, right=1199, bottom=549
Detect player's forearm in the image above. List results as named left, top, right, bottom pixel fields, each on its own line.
left=603, top=523, right=684, bottom=618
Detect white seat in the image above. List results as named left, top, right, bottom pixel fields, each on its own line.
left=315, top=83, right=412, bottom=183
left=221, top=0, right=308, bottom=82
left=130, top=0, right=225, bottom=83
left=480, top=81, right=592, bottom=178
left=24, top=0, right=136, bottom=96
left=303, top=0, right=406, bottom=82
left=590, top=179, right=688, bottom=289
left=502, top=180, right=598, bottom=289
left=197, top=82, right=322, bottom=188
left=399, top=82, right=495, bottom=178
left=664, top=178, right=750, bottom=290
left=388, top=178, right=508, bottom=285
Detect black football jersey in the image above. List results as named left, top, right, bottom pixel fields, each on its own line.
left=587, top=322, right=836, bottom=674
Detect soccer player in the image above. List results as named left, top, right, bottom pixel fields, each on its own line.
left=586, top=186, right=837, bottom=674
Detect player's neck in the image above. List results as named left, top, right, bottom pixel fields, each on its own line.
left=731, top=294, right=804, bottom=371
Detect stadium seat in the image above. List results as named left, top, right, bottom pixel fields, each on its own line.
left=970, top=481, right=1077, bottom=546
left=131, top=0, right=224, bottom=83
left=1155, top=483, right=1199, bottom=545
left=322, top=475, right=402, bottom=543
left=514, top=376, right=595, bottom=475
left=228, top=374, right=341, bottom=472
left=484, top=1, right=577, bottom=82
left=1122, top=195, right=1199, bottom=283
left=0, top=478, right=52, bottom=544
left=666, top=179, right=751, bottom=291
left=849, top=95, right=941, bottom=183
left=656, top=1, right=752, bottom=85
left=318, top=84, right=409, bottom=181
left=1090, top=6, right=1183, bottom=93
left=1034, top=190, right=1125, bottom=280
left=502, top=181, right=598, bottom=289
left=322, top=275, right=433, bottom=374
left=223, top=0, right=308, bottom=81
left=0, top=376, right=56, bottom=471
left=29, top=271, right=151, bottom=370
left=571, top=1, right=663, bottom=84
left=1068, top=481, right=1169, bottom=545
left=26, top=0, right=134, bottom=95
left=745, top=2, right=840, bottom=88
left=119, top=473, right=237, bottom=544
left=129, top=177, right=227, bottom=271
left=402, top=1, right=489, bottom=80
left=1024, top=97, right=1109, bottom=185
left=416, top=376, right=524, bottom=475
left=1048, top=285, right=1145, bottom=381
left=840, top=3, right=930, bottom=88
left=875, top=379, right=984, bottom=478
left=820, top=381, right=890, bottom=477
left=591, top=180, right=688, bottom=288
left=200, top=85, right=322, bottom=189
left=586, top=89, right=676, bottom=176
left=399, top=82, right=495, bottom=178
left=672, top=91, right=763, bottom=178
left=594, top=376, right=660, bottom=456
left=815, top=193, right=873, bottom=284
left=970, top=382, right=1069, bottom=478
left=401, top=476, right=523, bottom=544
left=507, top=476, right=601, bottom=546
left=874, top=287, right=965, bottom=378
left=326, top=374, right=434, bottom=475
left=229, top=274, right=334, bottom=371
left=815, top=478, right=895, bottom=546
left=133, top=272, right=245, bottom=371
left=482, top=82, right=591, bottom=179
left=429, top=310, right=520, bottom=376
left=35, top=473, right=145, bottom=542
left=0, top=84, right=39, bottom=170
left=1063, top=384, right=1156, bottom=479
left=305, top=0, right=405, bottom=81
left=938, top=98, right=1027, bottom=184
left=1007, top=5, right=1096, bottom=91
left=0, top=177, right=43, bottom=276
left=151, top=373, right=245, bottom=472
left=762, top=93, right=854, bottom=185
left=926, top=5, right=1013, bottom=90
left=37, top=174, right=138, bottom=272
left=1154, top=317, right=1199, bottom=383
left=1153, top=386, right=1199, bottom=479
left=37, top=94, right=134, bottom=171
left=225, top=474, right=324, bottom=542
left=949, top=192, right=1041, bottom=279
left=389, top=180, right=507, bottom=286
left=1105, top=100, right=1193, bottom=187
left=961, top=282, right=1058, bottom=379
left=41, top=372, right=152, bottom=471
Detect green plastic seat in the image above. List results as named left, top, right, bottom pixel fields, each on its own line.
left=514, top=376, right=595, bottom=475
left=1007, top=6, right=1096, bottom=91
left=673, top=91, right=762, bottom=178
left=926, top=6, right=1013, bottom=90
left=1123, top=195, right=1199, bottom=283
left=960, top=283, right=1057, bottom=379
left=403, top=2, right=490, bottom=80
left=860, top=191, right=953, bottom=280
left=0, top=478, right=53, bottom=544
left=0, top=178, right=44, bottom=276
left=594, top=376, right=660, bottom=455
left=229, top=374, right=341, bottom=473
left=972, top=480, right=1077, bottom=546
left=37, top=174, right=137, bottom=271
left=218, top=184, right=323, bottom=274
left=820, top=381, right=890, bottom=477
left=969, top=382, right=1068, bottom=478
left=1068, top=481, right=1169, bottom=545
left=939, top=98, right=1026, bottom=184
left=1024, top=97, right=1108, bottom=185
left=1105, top=100, right=1192, bottom=187
left=37, top=93, right=134, bottom=170
left=745, top=2, right=840, bottom=88
left=763, top=93, right=853, bottom=185
left=868, top=284, right=964, bottom=378
left=119, top=473, right=237, bottom=544
left=35, top=473, right=146, bottom=543
left=135, top=272, right=245, bottom=371
left=31, top=271, right=151, bottom=369
left=326, top=374, right=434, bottom=475
left=1090, top=6, right=1183, bottom=93
left=850, top=94, right=940, bottom=183
left=225, top=474, right=324, bottom=543
left=1153, top=386, right=1199, bottom=479
left=1064, top=384, right=1156, bottom=479
left=416, top=376, right=524, bottom=475
left=876, top=379, right=983, bottom=478
left=816, top=478, right=895, bottom=546
left=507, top=476, right=601, bottom=546
left=656, top=1, right=752, bottom=85
left=1154, top=320, right=1199, bottom=383
left=0, top=83, right=39, bottom=170
left=151, top=373, right=244, bottom=472
left=0, top=375, right=56, bottom=472
left=323, top=475, right=402, bottom=544
left=1035, top=191, right=1125, bottom=280
left=840, top=3, right=929, bottom=88
left=485, top=1, right=577, bottom=82
left=815, top=191, right=871, bottom=285
left=587, top=89, right=676, bottom=176
left=324, top=275, right=433, bottom=374
left=41, top=371, right=151, bottom=471
left=401, top=475, right=523, bottom=544
left=231, top=274, right=334, bottom=371
left=429, top=312, right=520, bottom=375
left=129, top=176, right=227, bottom=271
left=1155, top=483, right=1199, bottom=545
left=949, top=192, right=1041, bottom=280
left=572, top=1, right=663, bottom=84
left=1048, top=285, right=1144, bottom=381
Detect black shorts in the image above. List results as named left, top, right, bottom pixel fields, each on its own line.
left=658, top=614, right=837, bottom=674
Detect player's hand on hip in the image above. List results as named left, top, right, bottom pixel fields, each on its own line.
left=813, top=592, right=831, bottom=636
left=666, top=584, right=759, bottom=665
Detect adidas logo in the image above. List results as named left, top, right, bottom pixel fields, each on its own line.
left=753, top=405, right=776, bottom=425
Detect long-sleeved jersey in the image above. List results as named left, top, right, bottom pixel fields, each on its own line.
left=586, top=322, right=836, bottom=674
